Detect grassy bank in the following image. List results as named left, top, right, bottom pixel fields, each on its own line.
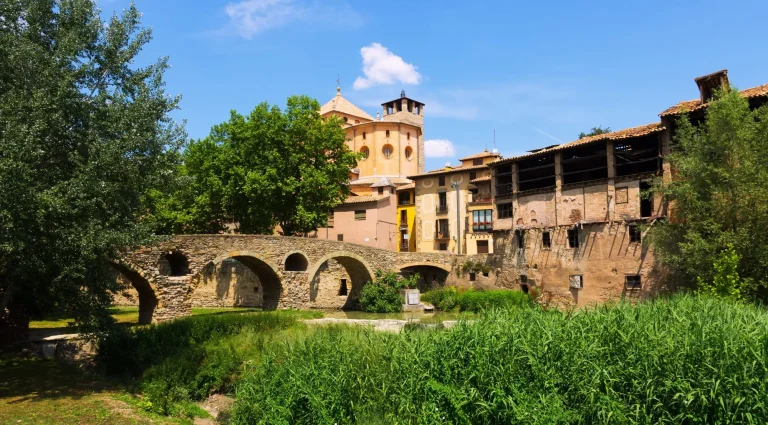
left=230, top=295, right=768, bottom=424
left=97, top=310, right=320, bottom=418
left=421, top=287, right=532, bottom=312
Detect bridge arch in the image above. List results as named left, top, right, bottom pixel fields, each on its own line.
left=111, top=262, right=158, bottom=325
left=397, top=262, right=451, bottom=291
left=200, top=251, right=283, bottom=309
left=283, top=250, right=309, bottom=272
left=307, top=251, right=375, bottom=309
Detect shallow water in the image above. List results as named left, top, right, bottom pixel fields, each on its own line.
left=316, top=309, right=476, bottom=324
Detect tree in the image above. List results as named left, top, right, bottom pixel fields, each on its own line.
left=578, top=126, right=611, bottom=139
left=0, top=1, right=184, bottom=332
left=649, top=88, right=768, bottom=302
left=359, top=270, right=421, bottom=313
left=178, top=96, right=359, bottom=235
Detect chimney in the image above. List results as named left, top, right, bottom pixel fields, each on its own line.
left=695, top=69, right=730, bottom=103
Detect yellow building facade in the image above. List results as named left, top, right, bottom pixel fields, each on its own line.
left=396, top=184, right=416, bottom=252
left=409, top=151, right=499, bottom=254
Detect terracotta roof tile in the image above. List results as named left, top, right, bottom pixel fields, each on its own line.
left=494, top=123, right=665, bottom=164
left=408, top=164, right=489, bottom=179
left=349, top=176, right=412, bottom=186
left=319, top=91, right=374, bottom=121
left=342, top=195, right=389, bottom=204
left=659, top=84, right=768, bottom=117
left=470, top=176, right=491, bottom=183
left=396, top=183, right=415, bottom=191
left=459, top=150, right=501, bottom=161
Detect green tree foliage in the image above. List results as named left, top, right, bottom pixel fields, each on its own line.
left=578, top=126, right=611, bottom=139
left=0, top=1, right=184, bottom=330
left=359, top=270, right=420, bottom=313
left=649, top=88, right=768, bottom=301
left=156, top=96, right=358, bottom=235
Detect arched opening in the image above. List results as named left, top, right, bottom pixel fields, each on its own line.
left=399, top=264, right=450, bottom=291
left=284, top=252, right=308, bottom=272
left=111, top=263, right=158, bottom=325
left=198, top=253, right=283, bottom=310
left=161, top=251, right=190, bottom=276
left=308, top=252, right=374, bottom=310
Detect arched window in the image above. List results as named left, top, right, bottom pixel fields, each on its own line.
left=360, top=146, right=369, bottom=160
left=405, top=146, right=413, bottom=160
left=386, top=130, right=390, bottom=138
left=355, top=120, right=359, bottom=124
left=343, top=117, right=348, bottom=124
left=382, top=144, right=393, bottom=159
left=407, top=132, right=411, bottom=140
left=362, top=132, right=366, bottom=140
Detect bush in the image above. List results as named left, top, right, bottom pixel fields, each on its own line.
left=230, top=295, right=768, bottom=424
left=422, top=287, right=532, bottom=312
left=359, top=270, right=419, bottom=313
left=96, top=310, right=317, bottom=417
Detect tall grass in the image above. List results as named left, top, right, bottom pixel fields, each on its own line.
left=97, top=310, right=319, bottom=417
left=230, top=295, right=768, bottom=424
left=421, top=287, right=532, bottom=312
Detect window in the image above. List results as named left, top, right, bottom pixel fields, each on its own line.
left=355, top=120, right=359, bottom=124
left=476, top=240, right=489, bottom=254
left=343, top=117, right=348, bottom=124
left=405, top=146, right=413, bottom=160
left=398, top=191, right=411, bottom=205
left=355, top=210, right=366, bottom=220
left=629, top=224, right=641, bottom=243
left=438, top=176, right=446, bottom=186
left=616, top=187, right=629, bottom=204
left=339, top=279, right=348, bottom=296
left=482, top=270, right=489, bottom=277
left=520, top=275, right=529, bottom=293
left=473, top=158, right=483, bottom=166
left=625, top=275, right=642, bottom=290
left=640, top=181, right=653, bottom=218
left=569, top=274, right=584, bottom=289
left=378, top=187, right=384, bottom=195
left=400, top=209, right=407, bottom=223
left=439, top=243, right=448, bottom=251
left=567, top=229, right=580, bottom=248
left=516, top=230, right=525, bottom=249
left=469, top=171, right=476, bottom=181
left=407, top=132, right=411, bottom=140
left=337, top=234, right=343, bottom=242
left=437, top=192, right=447, bottom=212
left=436, top=219, right=449, bottom=238
left=362, top=131, right=366, bottom=140
left=472, top=209, right=492, bottom=232
left=469, top=272, right=476, bottom=281
left=385, top=130, right=390, bottom=137
left=542, top=231, right=551, bottom=249
left=498, top=203, right=512, bottom=219
left=382, top=144, right=393, bottom=158
left=360, top=146, right=369, bottom=160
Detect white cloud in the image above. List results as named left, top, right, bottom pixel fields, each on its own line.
left=353, top=43, right=422, bottom=90
left=224, top=0, right=359, bottom=38
left=424, top=139, right=456, bottom=158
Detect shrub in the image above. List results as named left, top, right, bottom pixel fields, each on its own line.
left=230, top=295, right=768, bottom=424
left=359, top=270, right=420, bottom=313
left=96, top=310, right=318, bottom=417
left=422, top=287, right=532, bottom=312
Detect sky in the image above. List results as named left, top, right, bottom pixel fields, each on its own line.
left=100, top=0, right=768, bottom=171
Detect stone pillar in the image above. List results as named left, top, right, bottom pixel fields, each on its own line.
left=606, top=141, right=616, bottom=221
left=554, top=152, right=563, bottom=226
left=153, top=275, right=194, bottom=323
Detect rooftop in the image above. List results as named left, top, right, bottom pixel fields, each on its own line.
left=319, top=88, right=374, bottom=121
left=459, top=149, right=501, bottom=161
left=370, top=177, right=397, bottom=188
left=396, top=182, right=415, bottom=191
left=407, top=163, right=489, bottom=179
left=470, top=176, right=491, bottom=184
left=342, top=195, right=389, bottom=205
left=348, top=176, right=412, bottom=186
left=659, top=83, right=768, bottom=117
left=494, top=123, right=665, bottom=165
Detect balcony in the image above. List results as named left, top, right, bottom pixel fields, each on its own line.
left=435, top=205, right=448, bottom=214
left=469, top=193, right=493, bottom=204
left=400, top=241, right=410, bottom=251
left=434, top=230, right=450, bottom=239
left=399, top=223, right=409, bottom=230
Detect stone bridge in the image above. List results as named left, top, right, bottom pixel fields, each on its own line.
left=116, top=235, right=461, bottom=323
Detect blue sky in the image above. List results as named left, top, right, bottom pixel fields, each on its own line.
left=100, top=0, right=768, bottom=171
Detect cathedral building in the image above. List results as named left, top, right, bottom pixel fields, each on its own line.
left=316, top=87, right=425, bottom=250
